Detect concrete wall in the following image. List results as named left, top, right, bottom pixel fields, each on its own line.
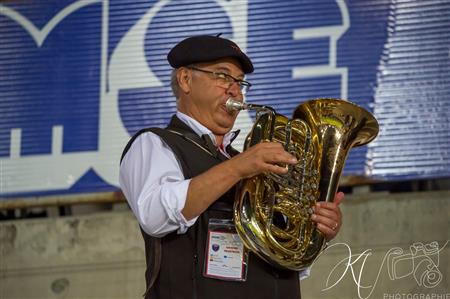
left=1, top=190, right=449, bottom=299
left=301, top=190, right=450, bottom=299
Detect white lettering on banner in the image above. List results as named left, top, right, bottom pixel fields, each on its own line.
left=0, top=0, right=106, bottom=194
left=0, top=0, right=250, bottom=194
left=233, top=0, right=350, bottom=150
left=0, top=0, right=101, bottom=47
left=0, top=0, right=350, bottom=195
left=291, top=0, right=349, bottom=100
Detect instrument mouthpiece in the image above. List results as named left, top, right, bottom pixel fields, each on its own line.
left=226, top=98, right=247, bottom=113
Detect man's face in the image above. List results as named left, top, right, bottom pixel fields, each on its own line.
left=180, top=58, right=246, bottom=136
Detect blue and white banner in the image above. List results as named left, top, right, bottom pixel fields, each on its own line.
left=1, top=0, right=449, bottom=199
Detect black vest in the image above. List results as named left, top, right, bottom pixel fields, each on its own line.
left=121, top=116, right=301, bottom=299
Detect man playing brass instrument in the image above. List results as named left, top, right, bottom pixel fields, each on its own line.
left=120, top=35, right=344, bottom=299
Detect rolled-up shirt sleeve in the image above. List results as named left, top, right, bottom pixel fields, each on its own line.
left=119, top=132, right=198, bottom=237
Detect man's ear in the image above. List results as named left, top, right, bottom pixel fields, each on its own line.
left=177, top=68, right=192, bottom=94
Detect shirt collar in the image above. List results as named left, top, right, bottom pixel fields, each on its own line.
left=176, top=111, right=238, bottom=148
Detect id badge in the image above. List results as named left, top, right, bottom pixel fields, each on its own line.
left=203, top=218, right=248, bottom=281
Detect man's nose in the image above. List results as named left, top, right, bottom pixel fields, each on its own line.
left=227, top=82, right=241, bottom=97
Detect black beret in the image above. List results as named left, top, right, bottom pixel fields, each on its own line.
left=167, top=35, right=254, bottom=74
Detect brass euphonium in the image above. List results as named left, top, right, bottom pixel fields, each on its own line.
left=227, top=98, right=379, bottom=271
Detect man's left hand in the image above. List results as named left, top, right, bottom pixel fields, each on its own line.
left=311, top=192, right=344, bottom=241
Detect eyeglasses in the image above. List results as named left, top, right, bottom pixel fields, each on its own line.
left=188, top=66, right=251, bottom=95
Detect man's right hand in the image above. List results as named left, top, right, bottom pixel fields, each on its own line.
left=182, top=142, right=297, bottom=220
left=229, top=142, right=298, bottom=179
